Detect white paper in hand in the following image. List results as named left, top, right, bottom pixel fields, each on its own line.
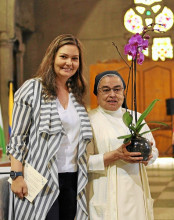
left=24, top=162, right=48, bottom=202
left=8, top=162, right=48, bottom=203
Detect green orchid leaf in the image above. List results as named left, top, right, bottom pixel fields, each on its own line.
left=129, top=125, right=137, bottom=133
left=147, top=121, right=169, bottom=127
left=123, top=137, right=132, bottom=144
left=123, top=111, right=133, bottom=127
left=136, top=122, right=146, bottom=134
left=136, top=120, right=168, bottom=135
left=135, top=99, right=160, bottom=129
left=117, top=134, right=132, bottom=139
left=139, top=127, right=160, bottom=136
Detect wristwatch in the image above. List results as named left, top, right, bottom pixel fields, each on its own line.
left=10, top=171, right=23, bottom=180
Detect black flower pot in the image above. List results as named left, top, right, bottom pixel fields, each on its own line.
left=126, top=135, right=152, bottom=161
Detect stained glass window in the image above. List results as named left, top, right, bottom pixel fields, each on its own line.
left=124, top=1, right=173, bottom=34
left=134, top=0, right=162, bottom=5
left=136, top=6, right=146, bottom=14
left=155, top=7, right=174, bottom=32
left=145, top=18, right=153, bottom=26
left=151, top=5, right=161, bottom=13
left=124, top=9, right=143, bottom=33
left=152, top=38, right=173, bottom=61
left=146, top=10, right=151, bottom=16
left=124, top=0, right=174, bottom=61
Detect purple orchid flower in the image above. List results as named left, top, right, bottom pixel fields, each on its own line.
left=142, top=39, right=148, bottom=50
left=124, top=44, right=137, bottom=59
left=129, top=33, right=143, bottom=46
left=137, top=52, right=144, bottom=65
left=124, top=33, right=149, bottom=64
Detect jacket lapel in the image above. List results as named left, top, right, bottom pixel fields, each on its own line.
left=38, top=96, right=65, bottom=186
left=70, top=93, right=92, bottom=218
left=39, top=97, right=64, bottom=135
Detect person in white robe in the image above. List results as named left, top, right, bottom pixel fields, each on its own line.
left=87, top=70, right=158, bottom=220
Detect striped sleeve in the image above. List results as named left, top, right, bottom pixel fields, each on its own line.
left=6, top=79, right=35, bottom=162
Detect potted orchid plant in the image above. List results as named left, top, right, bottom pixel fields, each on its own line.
left=118, top=99, right=167, bottom=161
left=114, top=24, right=168, bottom=161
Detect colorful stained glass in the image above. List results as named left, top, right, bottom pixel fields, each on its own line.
left=155, top=7, right=174, bottom=31
left=136, top=6, right=146, bottom=14
left=146, top=10, right=151, bottom=16
left=152, top=38, right=173, bottom=61
left=134, top=0, right=162, bottom=5
left=145, top=18, right=153, bottom=26
left=151, top=5, right=161, bottom=13
left=124, top=0, right=174, bottom=61
left=124, top=8, right=143, bottom=33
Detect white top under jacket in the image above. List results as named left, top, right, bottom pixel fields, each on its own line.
left=56, top=95, right=80, bottom=173
left=87, top=105, right=158, bottom=220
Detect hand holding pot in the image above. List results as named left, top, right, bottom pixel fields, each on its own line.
left=140, top=142, right=153, bottom=165
left=121, top=142, right=144, bottom=163
left=103, top=142, right=144, bottom=167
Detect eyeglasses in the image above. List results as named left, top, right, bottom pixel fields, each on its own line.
left=98, top=86, right=124, bottom=95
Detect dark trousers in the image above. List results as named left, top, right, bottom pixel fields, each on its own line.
left=45, top=172, right=78, bottom=220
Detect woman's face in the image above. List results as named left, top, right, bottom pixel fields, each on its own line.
left=54, top=44, right=80, bottom=82
left=97, top=76, right=124, bottom=111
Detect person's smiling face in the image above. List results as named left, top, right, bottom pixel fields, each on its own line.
left=97, top=75, right=124, bottom=111
left=54, top=44, right=79, bottom=82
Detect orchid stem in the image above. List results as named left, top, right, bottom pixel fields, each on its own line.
left=133, top=59, right=138, bottom=123
left=125, top=63, right=132, bottom=110
left=131, top=59, right=134, bottom=123
left=112, top=42, right=131, bottom=69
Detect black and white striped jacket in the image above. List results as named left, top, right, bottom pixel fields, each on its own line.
left=7, top=78, right=92, bottom=220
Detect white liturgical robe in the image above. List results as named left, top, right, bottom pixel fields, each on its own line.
left=87, top=106, right=158, bottom=220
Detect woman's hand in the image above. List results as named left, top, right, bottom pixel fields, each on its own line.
left=118, top=142, right=143, bottom=163
left=104, top=142, right=143, bottom=166
left=10, top=155, right=28, bottom=199
left=141, top=154, right=153, bottom=166
left=141, top=141, right=153, bottom=166
left=11, top=176, right=28, bottom=199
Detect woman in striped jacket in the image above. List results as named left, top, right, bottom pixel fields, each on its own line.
left=7, top=34, right=92, bottom=220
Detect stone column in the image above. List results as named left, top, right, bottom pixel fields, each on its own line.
left=15, top=27, right=25, bottom=88
left=0, top=0, right=15, bottom=143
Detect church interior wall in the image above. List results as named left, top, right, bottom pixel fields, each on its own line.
left=0, top=0, right=174, bottom=143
